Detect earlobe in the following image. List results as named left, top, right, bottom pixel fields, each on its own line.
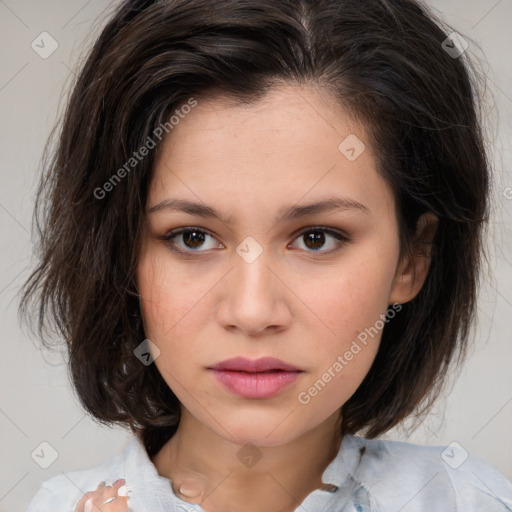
left=389, top=212, right=438, bottom=305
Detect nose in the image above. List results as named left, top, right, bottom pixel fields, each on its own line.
left=215, top=249, right=292, bottom=337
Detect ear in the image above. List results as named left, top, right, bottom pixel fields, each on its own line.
left=389, top=212, right=438, bottom=305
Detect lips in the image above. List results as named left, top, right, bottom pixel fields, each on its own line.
left=208, top=357, right=303, bottom=399
left=209, top=357, right=301, bottom=373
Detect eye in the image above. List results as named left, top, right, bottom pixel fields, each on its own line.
left=161, top=228, right=222, bottom=253
left=160, top=226, right=350, bottom=256
left=289, top=227, right=349, bottom=254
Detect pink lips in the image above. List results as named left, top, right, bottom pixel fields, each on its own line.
left=208, top=357, right=303, bottom=399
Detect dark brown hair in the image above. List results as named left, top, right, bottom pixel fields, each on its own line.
left=19, top=0, right=490, bottom=459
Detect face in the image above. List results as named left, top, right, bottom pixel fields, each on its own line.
left=136, top=83, right=415, bottom=447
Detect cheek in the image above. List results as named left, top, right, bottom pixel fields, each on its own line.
left=299, top=252, right=397, bottom=395
left=136, top=259, right=191, bottom=387
left=298, top=292, right=385, bottom=415
left=137, top=251, right=201, bottom=337
left=310, top=253, right=398, bottom=342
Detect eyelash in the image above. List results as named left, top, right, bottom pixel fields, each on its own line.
left=159, top=226, right=350, bottom=257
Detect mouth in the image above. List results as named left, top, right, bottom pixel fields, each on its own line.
left=207, top=357, right=304, bottom=399
left=209, top=356, right=302, bottom=373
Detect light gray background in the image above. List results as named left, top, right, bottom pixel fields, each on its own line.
left=1, top=1, right=511, bottom=511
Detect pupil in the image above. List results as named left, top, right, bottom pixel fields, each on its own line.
left=184, top=231, right=205, bottom=248
left=305, top=231, right=325, bottom=250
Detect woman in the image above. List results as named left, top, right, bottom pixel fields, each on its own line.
left=20, top=0, right=512, bottom=510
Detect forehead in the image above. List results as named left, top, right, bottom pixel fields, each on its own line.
left=157, top=83, right=365, bottom=156
left=148, top=84, right=394, bottom=223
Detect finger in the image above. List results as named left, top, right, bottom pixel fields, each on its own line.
left=111, top=479, right=126, bottom=492
left=102, top=479, right=125, bottom=494
left=87, top=483, right=118, bottom=512
left=92, top=495, right=129, bottom=512
left=106, top=496, right=129, bottom=512
left=75, top=490, right=100, bottom=512
left=101, top=485, right=120, bottom=499
left=107, top=479, right=128, bottom=497
left=99, top=482, right=129, bottom=511
left=75, top=481, right=127, bottom=512
left=75, top=493, right=89, bottom=512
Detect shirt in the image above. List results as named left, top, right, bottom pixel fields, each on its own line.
left=25, top=434, right=512, bottom=511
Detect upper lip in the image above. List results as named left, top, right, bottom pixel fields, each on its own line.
left=209, top=357, right=302, bottom=373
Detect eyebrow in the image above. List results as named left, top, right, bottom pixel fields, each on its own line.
left=148, top=196, right=370, bottom=224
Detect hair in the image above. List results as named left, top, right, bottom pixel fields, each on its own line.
left=19, top=0, right=490, bottom=459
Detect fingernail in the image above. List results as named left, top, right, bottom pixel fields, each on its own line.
left=114, top=479, right=125, bottom=486
left=84, top=499, right=93, bottom=512
left=117, top=485, right=128, bottom=496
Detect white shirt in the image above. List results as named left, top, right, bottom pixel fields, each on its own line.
left=25, top=434, right=512, bottom=511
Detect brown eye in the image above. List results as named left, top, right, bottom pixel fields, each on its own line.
left=162, top=228, right=223, bottom=253
left=303, top=231, right=326, bottom=250
left=181, top=230, right=207, bottom=249
left=291, top=227, right=349, bottom=254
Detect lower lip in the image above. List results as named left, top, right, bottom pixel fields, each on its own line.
left=209, top=369, right=302, bottom=399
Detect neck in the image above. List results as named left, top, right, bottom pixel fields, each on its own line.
left=151, top=409, right=343, bottom=512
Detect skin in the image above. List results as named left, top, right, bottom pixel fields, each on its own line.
left=133, top=83, right=435, bottom=512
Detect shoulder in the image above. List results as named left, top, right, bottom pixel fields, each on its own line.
left=25, top=438, right=136, bottom=512
left=346, top=436, right=512, bottom=511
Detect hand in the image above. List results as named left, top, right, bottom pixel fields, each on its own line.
left=75, top=479, right=129, bottom=512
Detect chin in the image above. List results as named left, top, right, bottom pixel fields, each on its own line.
left=212, top=415, right=307, bottom=448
